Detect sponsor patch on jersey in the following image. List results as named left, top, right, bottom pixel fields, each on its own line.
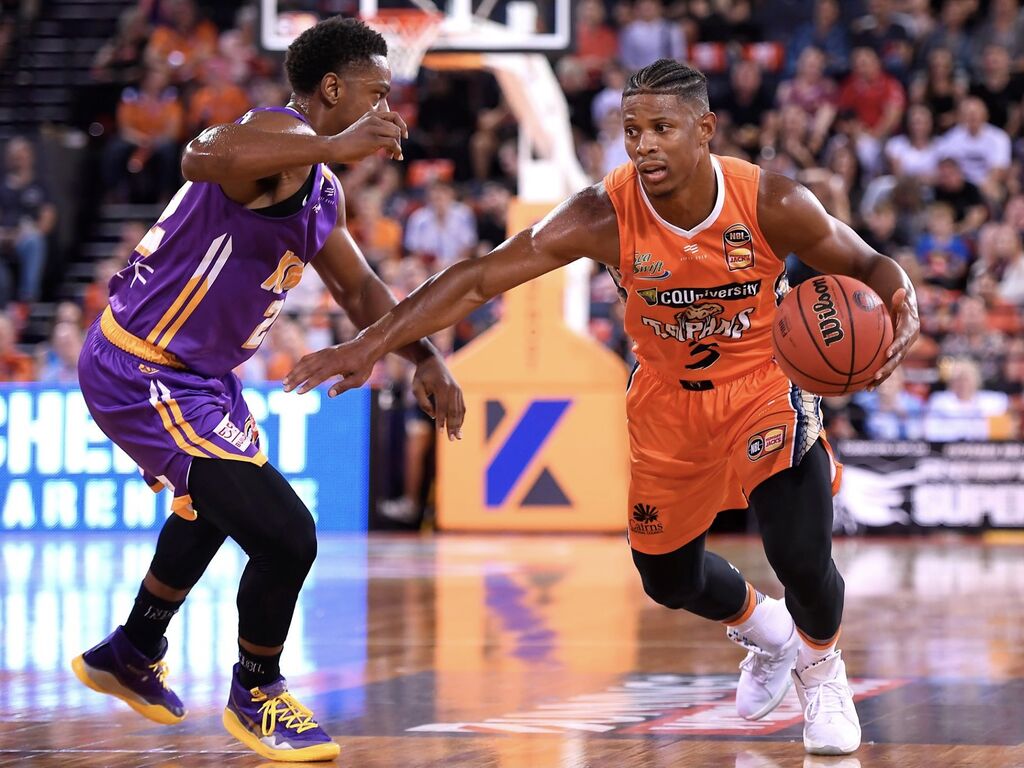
left=633, top=252, right=671, bottom=280
left=629, top=503, right=664, bottom=535
left=635, top=280, right=761, bottom=308
left=214, top=413, right=253, bottom=452
left=747, top=425, right=787, bottom=461
left=723, top=223, right=754, bottom=271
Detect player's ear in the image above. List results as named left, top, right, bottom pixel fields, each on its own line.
left=320, top=72, right=343, bottom=106
left=698, top=111, right=717, bottom=147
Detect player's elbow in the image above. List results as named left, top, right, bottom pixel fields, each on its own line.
left=180, top=142, right=224, bottom=182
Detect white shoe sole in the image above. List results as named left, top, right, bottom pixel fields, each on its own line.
left=804, top=735, right=861, bottom=755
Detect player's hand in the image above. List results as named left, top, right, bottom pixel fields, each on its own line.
left=411, top=355, right=465, bottom=441
left=283, top=339, right=378, bottom=398
left=873, top=287, right=919, bottom=387
left=327, top=111, right=409, bottom=163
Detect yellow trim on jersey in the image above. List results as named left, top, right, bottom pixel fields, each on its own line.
left=155, top=279, right=214, bottom=349
left=152, top=398, right=211, bottom=459
left=146, top=276, right=202, bottom=345
left=163, top=395, right=268, bottom=466
left=101, top=307, right=186, bottom=370
left=146, top=233, right=233, bottom=349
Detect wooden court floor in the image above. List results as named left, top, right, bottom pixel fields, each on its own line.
left=1, top=532, right=1023, bottom=767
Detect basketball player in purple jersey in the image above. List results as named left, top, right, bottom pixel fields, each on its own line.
left=70, top=18, right=463, bottom=762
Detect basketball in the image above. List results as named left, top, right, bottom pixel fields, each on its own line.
left=772, top=275, right=894, bottom=396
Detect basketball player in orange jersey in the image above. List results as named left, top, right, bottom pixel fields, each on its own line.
left=285, top=59, right=920, bottom=756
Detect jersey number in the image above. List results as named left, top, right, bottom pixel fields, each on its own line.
left=242, top=300, right=284, bottom=350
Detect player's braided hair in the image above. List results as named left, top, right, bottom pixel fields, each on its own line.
left=285, top=16, right=388, bottom=95
left=624, top=59, right=709, bottom=112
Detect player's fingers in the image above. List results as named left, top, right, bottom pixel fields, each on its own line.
left=328, top=374, right=362, bottom=398
left=449, top=387, right=466, bottom=440
left=387, top=138, right=403, bottom=161
left=378, top=111, right=409, bottom=139
left=413, top=380, right=435, bottom=418
left=296, top=366, right=337, bottom=395
left=283, top=354, right=320, bottom=391
left=432, top=387, right=450, bottom=435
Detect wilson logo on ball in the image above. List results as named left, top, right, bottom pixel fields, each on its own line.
left=811, top=277, right=845, bottom=347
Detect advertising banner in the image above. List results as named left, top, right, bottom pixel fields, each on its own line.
left=0, top=384, right=369, bottom=532
left=836, top=440, right=1024, bottom=529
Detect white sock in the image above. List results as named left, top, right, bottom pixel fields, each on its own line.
left=729, top=589, right=794, bottom=651
left=796, top=632, right=838, bottom=671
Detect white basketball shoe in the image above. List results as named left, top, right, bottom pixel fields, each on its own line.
left=727, top=597, right=799, bottom=720
left=792, top=650, right=862, bottom=755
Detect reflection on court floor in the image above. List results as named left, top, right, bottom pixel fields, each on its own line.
left=1, top=533, right=1024, bottom=767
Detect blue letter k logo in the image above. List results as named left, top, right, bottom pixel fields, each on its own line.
left=485, top=399, right=571, bottom=507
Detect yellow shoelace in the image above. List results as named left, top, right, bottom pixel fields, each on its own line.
left=257, top=692, right=320, bottom=736
left=148, top=661, right=170, bottom=688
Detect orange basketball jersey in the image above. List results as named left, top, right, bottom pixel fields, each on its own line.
left=604, top=155, right=787, bottom=386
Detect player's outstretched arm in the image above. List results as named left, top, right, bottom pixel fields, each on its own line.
left=180, top=109, right=408, bottom=186
left=284, top=184, right=618, bottom=399
left=758, top=172, right=920, bottom=386
left=310, top=189, right=464, bottom=438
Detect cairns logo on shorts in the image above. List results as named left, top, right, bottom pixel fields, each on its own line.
left=635, top=280, right=761, bottom=308
left=747, top=426, right=787, bottom=461
left=723, top=224, right=754, bottom=271
left=630, top=503, right=664, bottom=534
left=811, top=276, right=845, bottom=346
left=633, top=252, right=671, bottom=280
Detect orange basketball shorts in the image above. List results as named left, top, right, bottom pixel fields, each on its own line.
left=625, top=358, right=842, bottom=555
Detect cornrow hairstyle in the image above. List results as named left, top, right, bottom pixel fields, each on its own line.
left=285, top=17, right=388, bottom=95
left=624, top=59, right=710, bottom=112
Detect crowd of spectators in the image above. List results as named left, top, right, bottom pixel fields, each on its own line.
left=3, top=0, right=1024, bottom=464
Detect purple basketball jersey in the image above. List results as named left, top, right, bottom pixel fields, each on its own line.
left=107, top=116, right=339, bottom=377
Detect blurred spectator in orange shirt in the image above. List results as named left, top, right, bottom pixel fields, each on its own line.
left=83, top=257, right=122, bottom=326
left=103, top=65, right=183, bottom=203
left=574, top=0, right=619, bottom=86
left=187, top=56, right=251, bottom=134
left=265, top=316, right=309, bottom=382
left=0, top=313, right=33, bottom=382
left=349, top=189, right=402, bottom=266
left=146, top=0, right=217, bottom=83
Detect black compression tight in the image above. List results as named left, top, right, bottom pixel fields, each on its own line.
left=148, top=459, right=317, bottom=647
left=632, top=440, right=844, bottom=640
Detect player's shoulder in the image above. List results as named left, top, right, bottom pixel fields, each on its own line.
left=559, top=181, right=617, bottom=229
left=755, top=167, right=809, bottom=213
left=237, top=107, right=315, bottom=135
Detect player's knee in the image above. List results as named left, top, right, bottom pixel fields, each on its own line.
left=281, top=510, right=318, bottom=573
left=641, top=573, right=706, bottom=611
left=770, top=553, right=834, bottom=595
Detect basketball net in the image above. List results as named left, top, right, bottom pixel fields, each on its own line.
left=364, top=10, right=443, bottom=83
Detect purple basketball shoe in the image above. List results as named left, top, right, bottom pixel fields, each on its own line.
left=222, top=663, right=340, bottom=762
left=71, top=627, right=186, bottom=725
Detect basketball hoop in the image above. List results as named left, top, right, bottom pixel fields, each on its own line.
left=364, top=10, right=443, bottom=83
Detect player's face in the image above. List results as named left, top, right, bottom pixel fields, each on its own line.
left=622, top=93, right=715, bottom=198
left=331, top=55, right=393, bottom=133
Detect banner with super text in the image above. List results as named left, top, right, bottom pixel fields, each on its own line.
left=0, top=384, right=369, bottom=532
left=836, top=440, right=1024, bottom=529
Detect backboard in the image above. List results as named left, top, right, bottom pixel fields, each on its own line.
left=259, top=0, right=572, bottom=54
